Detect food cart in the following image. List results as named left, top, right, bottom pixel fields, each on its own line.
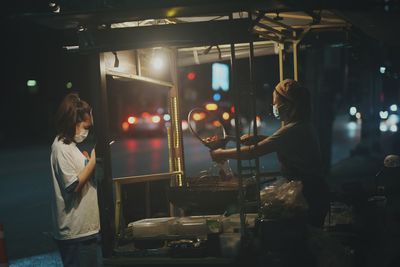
left=24, top=1, right=353, bottom=265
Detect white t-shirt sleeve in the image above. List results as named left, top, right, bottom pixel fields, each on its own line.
left=56, top=149, right=80, bottom=192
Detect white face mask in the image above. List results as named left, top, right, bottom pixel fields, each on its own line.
left=75, top=128, right=89, bottom=143
left=273, top=104, right=280, bottom=119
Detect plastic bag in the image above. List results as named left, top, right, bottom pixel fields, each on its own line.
left=199, top=160, right=233, bottom=181
left=260, top=180, right=308, bottom=219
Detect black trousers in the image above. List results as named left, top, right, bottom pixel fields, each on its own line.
left=56, top=237, right=102, bottom=267
left=302, top=179, right=330, bottom=228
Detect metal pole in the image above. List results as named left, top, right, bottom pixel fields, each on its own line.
left=293, top=41, right=298, bottom=81
left=114, top=183, right=122, bottom=236
left=168, top=48, right=186, bottom=187
left=166, top=124, right=176, bottom=216
left=229, top=13, right=245, bottom=238
left=278, top=43, right=284, bottom=82
left=293, top=30, right=299, bottom=81
left=278, top=44, right=284, bottom=128
left=166, top=125, right=175, bottom=184
left=89, top=52, right=115, bottom=258
left=248, top=12, right=261, bottom=208
left=135, top=49, right=141, bottom=76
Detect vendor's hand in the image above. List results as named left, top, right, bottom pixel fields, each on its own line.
left=240, top=134, right=257, bottom=146
left=203, top=135, right=218, bottom=143
left=210, top=148, right=225, bottom=163
left=240, top=134, right=253, bottom=142
left=240, top=134, right=267, bottom=145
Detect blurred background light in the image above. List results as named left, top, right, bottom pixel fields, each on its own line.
left=181, top=120, right=189, bottom=131
left=151, top=115, right=161, bottom=123
left=205, top=103, right=218, bottom=111
left=380, top=111, right=389, bottom=119
left=349, top=106, right=357, bottom=116
left=213, top=93, right=221, bottom=102
left=222, top=112, right=230, bottom=120
left=212, top=63, right=229, bottom=91
left=27, top=80, right=37, bottom=87
left=380, top=122, right=388, bottom=132
left=387, top=114, right=399, bottom=124
left=187, top=71, right=196, bottom=81
left=163, top=114, right=171, bottom=121
left=122, top=122, right=129, bottom=131
left=127, top=116, right=136, bottom=124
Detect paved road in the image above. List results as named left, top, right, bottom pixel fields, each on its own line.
left=0, top=115, right=362, bottom=261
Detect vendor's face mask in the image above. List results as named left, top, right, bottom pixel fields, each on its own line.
left=273, top=104, right=287, bottom=120
left=272, top=91, right=283, bottom=120
left=272, top=91, right=290, bottom=121
left=273, top=104, right=280, bottom=119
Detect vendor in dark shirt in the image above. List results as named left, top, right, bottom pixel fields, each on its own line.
left=211, top=79, right=330, bottom=227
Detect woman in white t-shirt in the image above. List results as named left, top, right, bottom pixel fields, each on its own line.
left=50, top=93, right=101, bottom=266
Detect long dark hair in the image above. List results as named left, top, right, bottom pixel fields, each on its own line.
left=55, top=93, right=91, bottom=144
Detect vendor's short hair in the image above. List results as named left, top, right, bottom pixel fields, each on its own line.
left=275, top=79, right=311, bottom=122
left=55, top=93, right=91, bottom=144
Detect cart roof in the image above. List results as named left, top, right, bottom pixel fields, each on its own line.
left=13, top=1, right=350, bottom=30
left=11, top=1, right=400, bottom=51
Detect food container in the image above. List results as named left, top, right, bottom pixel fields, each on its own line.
left=173, top=215, right=222, bottom=237
left=127, top=217, right=176, bottom=239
